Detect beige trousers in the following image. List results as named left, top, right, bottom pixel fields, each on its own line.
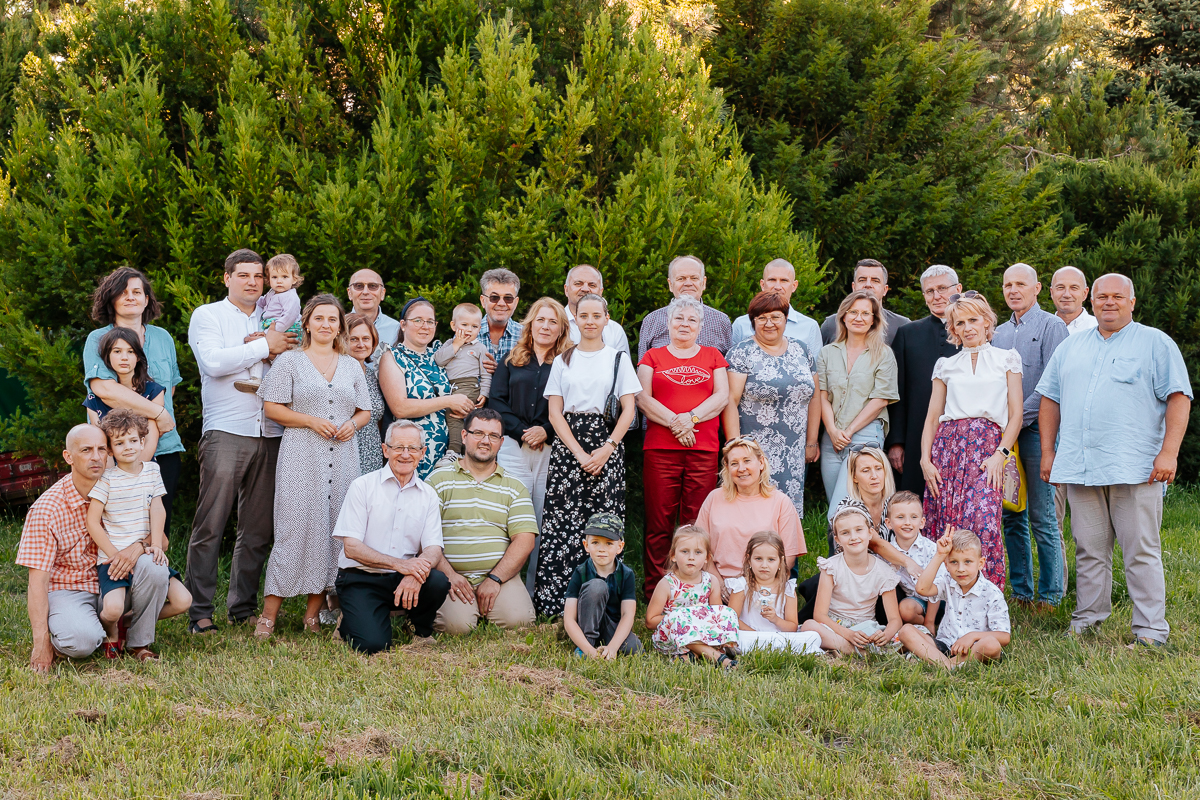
left=434, top=577, right=535, bottom=634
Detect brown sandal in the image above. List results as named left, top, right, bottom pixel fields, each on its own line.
left=303, top=617, right=320, bottom=634
left=128, top=647, right=158, bottom=662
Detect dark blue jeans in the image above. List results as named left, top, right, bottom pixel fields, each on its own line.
left=1002, top=423, right=1066, bottom=604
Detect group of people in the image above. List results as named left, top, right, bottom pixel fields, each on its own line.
left=17, top=248, right=1190, bottom=673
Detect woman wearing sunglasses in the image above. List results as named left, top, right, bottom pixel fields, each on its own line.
left=920, top=291, right=1023, bottom=589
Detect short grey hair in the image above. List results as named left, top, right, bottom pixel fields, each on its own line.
left=480, top=268, right=520, bottom=295
left=385, top=419, right=426, bottom=447
left=565, top=264, right=602, bottom=289
left=854, top=258, right=888, bottom=284
left=1092, top=273, right=1135, bottom=299
left=1052, top=265, right=1088, bottom=286
left=1005, top=262, right=1039, bottom=283
left=920, top=264, right=959, bottom=287
left=668, top=255, right=705, bottom=278
left=666, top=294, right=704, bottom=321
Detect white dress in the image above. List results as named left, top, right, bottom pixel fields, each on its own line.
left=726, top=577, right=822, bottom=654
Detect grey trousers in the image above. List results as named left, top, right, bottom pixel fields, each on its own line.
left=47, top=590, right=104, bottom=658
left=1054, top=484, right=1071, bottom=594
left=116, top=555, right=172, bottom=648
left=1067, top=483, right=1169, bottom=642
left=185, top=431, right=279, bottom=623
left=576, top=579, right=642, bottom=653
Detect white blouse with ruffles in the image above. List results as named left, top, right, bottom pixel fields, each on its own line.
left=932, top=344, right=1022, bottom=429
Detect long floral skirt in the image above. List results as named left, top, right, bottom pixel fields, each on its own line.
left=922, top=417, right=1006, bottom=589
left=533, top=413, right=626, bottom=617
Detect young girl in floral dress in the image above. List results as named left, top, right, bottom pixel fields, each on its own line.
left=646, top=525, right=740, bottom=669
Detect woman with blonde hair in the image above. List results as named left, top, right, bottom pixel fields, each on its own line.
left=694, top=437, right=805, bottom=602
left=818, top=290, right=898, bottom=512
left=920, top=291, right=1022, bottom=588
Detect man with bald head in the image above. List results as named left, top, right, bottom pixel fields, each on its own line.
left=17, top=425, right=171, bottom=672
left=638, top=255, right=733, bottom=361
left=1050, top=266, right=1097, bottom=334
left=993, top=262, right=1069, bottom=610
left=348, top=269, right=400, bottom=354
left=731, top=258, right=821, bottom=357
left=564, top=264, right=630, bottom=353
left=1038, top=274, right=1191, bottom=646
left=819, top=259, right=910, bottom=346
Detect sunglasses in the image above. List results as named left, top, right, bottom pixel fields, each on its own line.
left=485, top=294, right=517, bottom=306
left=948, top=290, right=980, bottom=303
left=350, top=282, right=384, bottom=292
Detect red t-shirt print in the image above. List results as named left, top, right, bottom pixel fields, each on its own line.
left=639, top=346, right=729, bottom=452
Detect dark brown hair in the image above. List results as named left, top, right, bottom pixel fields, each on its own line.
left=90, top=268, right=162, bottom=326
left=97, top=328, right=151, bottom=394
left=224, top=248, right=264, bottom=275
left=99, top=407, right=150, bottom=441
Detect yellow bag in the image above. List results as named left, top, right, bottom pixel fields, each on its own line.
left=1001, top=442, right=1026, bottom=513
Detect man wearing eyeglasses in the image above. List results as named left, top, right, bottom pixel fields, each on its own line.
left=428, top=408, right=538, bottom=634
left=885, top=264, right=963, bottom=494
left=818, top=259, right=910, bottom=346
left=347, top=269, right=399, bottom=357
left=478, top=268, right=524, bottom=373
left=332, top=420, right=449, bottom=653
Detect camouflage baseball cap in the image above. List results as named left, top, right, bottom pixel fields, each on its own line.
left=583, top=512, right=624, bottom=541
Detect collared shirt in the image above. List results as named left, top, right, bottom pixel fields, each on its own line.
left=477, top=318, right=523, bottom=363
left=1036, top=321, right=1193, bottom=486
left=15, top=475, right=99, bottom=594
left=366, top=310, right=401, bottom=366
left=333, top=466, right=443, bottom=573
left=820, top=308, right=910, bottom=347
left=816, top=341, right=898, bottom=435
left=1061, top=308, right=1098, bottom=335
left=992, top=304, right=1068, bottom=427
left=188, top=298, right=271, bottom=436
left=489, top=355, right=556, bottom=443
left=566, top=307, right=630, bottom=353
left=427, top=462, right=538, bottom=585
left=732, top=306, right=820, bottom=357
left=933, top=571, right=1010, bottom=648
left=640, top=302, right=733, bottom=362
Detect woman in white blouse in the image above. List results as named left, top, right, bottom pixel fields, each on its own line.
left=534, top=294, right=640, bottom=616
left=919, top=291, right=1022, bottom=589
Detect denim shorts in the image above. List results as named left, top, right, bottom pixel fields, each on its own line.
left=97, top=562, right=181, bottom=597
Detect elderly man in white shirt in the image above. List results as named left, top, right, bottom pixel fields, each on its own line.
left=333, top=420, right=449, bottom=653
left=185, top=249, right=295, bottom=634
left=563, top=264, right=630, bottom=353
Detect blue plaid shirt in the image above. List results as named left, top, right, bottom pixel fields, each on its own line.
left=477, top=318, right=522, bottom=362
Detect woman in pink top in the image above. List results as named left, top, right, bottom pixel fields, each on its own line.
left=695, top=437, right=806, bottom=602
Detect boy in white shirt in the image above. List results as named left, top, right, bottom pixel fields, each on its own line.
left=87, top=410, right=192, bottom=659
left=884, top=491, right=941, bottom=630
left=899, top=527, right=1011, bottom=669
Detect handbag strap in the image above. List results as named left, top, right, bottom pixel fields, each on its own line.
left=609, top=350, right=621, bottom=397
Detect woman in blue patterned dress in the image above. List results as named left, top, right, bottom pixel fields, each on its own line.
left=378, top=298, right=476, bottom=477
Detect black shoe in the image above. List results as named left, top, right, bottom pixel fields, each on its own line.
left=188, top=619, right=219, bottom=634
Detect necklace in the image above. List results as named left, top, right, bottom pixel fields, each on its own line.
left=309, top=350, right=339, bottom=380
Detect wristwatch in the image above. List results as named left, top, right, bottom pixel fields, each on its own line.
left=485, top=573, right=503, bottom=585
left=690, top=411, right=701, bottom=425
left=998, top=447, right=1012, bottom=458
left=606, top=438, right=619, bottom=448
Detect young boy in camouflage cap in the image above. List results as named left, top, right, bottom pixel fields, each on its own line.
left=562, top=512, right=642, bottom=658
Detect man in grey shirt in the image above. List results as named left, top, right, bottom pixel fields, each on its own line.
left=820, top=259, right=910, bottom=346
left=992, top=263, right=1068, bottom=611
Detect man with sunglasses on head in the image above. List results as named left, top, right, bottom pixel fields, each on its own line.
left=885, top=265, right=963, bottom=494
left=478, top=268, right=524, bottom=373
left=347, top=269, right=399, bottom=358
left=428, top=408, right=538, bottom=634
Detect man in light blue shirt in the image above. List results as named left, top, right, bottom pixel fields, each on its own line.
left=1037, top=274, right=1192, bottom=646
left=731, top=258, right=821, bottom=357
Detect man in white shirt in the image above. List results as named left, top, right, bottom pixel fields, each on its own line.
left=563, top=264, right=630, bottom=353
left=730, top=259, right=821, bottom=357
left=185, top=249, right=295, bottom=633
left=333, top=420, right=449, bottom=653
left=347, top=268, right=400, bottom=357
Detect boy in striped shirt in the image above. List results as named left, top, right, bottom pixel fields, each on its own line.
left=86, top=409, right=191, bottom=658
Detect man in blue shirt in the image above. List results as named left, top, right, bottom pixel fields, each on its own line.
left=1037, top=273, right=1192, bottom=647
left=992, top=263, right=1069, bottom=611
left=730, top=258, right=821, bottom=357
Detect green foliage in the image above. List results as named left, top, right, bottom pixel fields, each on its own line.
left=0, top=0, right=816, bottom=461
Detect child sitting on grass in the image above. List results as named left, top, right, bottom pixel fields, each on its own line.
left=86, top=410, right=192, bottom=660
left=885, top=491, right=942, bottom=630
left=434, top=303, right=492, bottom=454
left=899, top=528, right=1011, bottom=669
left=727, top=531, right=822, bottom=654
left=562, top=512, right=642, bottom=659
left=646, top=525, right=740, bottom=669
left=801, top=505, right=902, bottom=655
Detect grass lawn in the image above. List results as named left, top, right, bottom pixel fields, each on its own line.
left=1, top=492, right=1199, bottom=799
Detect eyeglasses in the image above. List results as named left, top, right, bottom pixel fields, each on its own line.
left=948, top=290, right=980, bottom=303
left=405, top=318, right=436, bottom=327
left=384, top=444, right=423, bottom=454
left=485, top=294, right=517, bottom=306
left=923, top=283, right=957, bottom=297
left=350, top=282, right=383, bottom=292
left=464, top=429, right=503, bottom=442
left=843, top=311, right=875, bottom=320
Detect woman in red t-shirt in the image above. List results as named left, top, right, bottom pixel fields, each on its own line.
left=636, top=295, right=730, bottom=598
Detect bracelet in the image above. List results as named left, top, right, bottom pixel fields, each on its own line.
left=606, top=438, right=619, bottom=449
left=155, top=408, right=164, bottom=420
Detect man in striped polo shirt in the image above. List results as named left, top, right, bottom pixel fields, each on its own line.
left=431, top=408, right=538, bottom=633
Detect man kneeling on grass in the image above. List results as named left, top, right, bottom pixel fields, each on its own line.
left=899, top=528, right=1010, bottom=669
left=562, top=513, right=642, bottom=658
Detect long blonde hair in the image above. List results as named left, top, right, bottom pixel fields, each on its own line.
left=507, top=297, right=571, bottom=368
left=667, top=524, right=710, bottom=573
left=833, top=290, right=886, bottom=365
left=844, top=446, right=896, bottom=503
left=718, top=437, right=774, bottom=501
left=741, top=530, right=788, bottom=606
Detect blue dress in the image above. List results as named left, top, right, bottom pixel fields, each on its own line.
left=388, top=341, right=451, bottom=478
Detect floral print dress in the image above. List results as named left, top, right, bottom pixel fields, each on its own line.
left=651, top=572, right=740, bottom=656
left=388, top=341, right=451, bottom=478
left=726, top=338, right=817, bottom=515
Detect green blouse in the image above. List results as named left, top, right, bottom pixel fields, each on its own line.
left=816, top=341, right=898, bottom=435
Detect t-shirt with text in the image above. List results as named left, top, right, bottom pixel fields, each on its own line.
left=638, top=346, right=728, bottom=452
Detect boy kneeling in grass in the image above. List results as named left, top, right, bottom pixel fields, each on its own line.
left=562, top=513, right=642, bottom=659
left=899, top=527, right=1010, bottom=669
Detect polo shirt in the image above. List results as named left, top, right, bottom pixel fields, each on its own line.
left=333, top=466, right=443, bottom=573
left=15, top=475, right=99, bottom=594
left=83, top=325, right=184, bottom=456
left=427, top=462, right=538, bottom=584
left=565, top=558, right=636, bottom=624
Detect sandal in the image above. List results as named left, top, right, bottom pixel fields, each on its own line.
left=101, top=641, right=122, bottom=660
left=716, top=653, right=738, bottom=670
left=128, top=647, right=159, bottom=662
left=303, top=617, right=320, bottom=634
left=253, top=617, right=275, bottom=640
left=188, top=619, right=219, bottom=635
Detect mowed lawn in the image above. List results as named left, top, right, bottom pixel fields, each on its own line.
left=0, top=492, right=1198, bottom=799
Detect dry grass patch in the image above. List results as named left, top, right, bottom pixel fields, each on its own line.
left=442, top=771, right=485, bottom=794
left=324, top=727, right=401, bottom=765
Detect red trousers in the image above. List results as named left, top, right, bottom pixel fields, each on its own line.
left=642, top=448, right=719, bottom=598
